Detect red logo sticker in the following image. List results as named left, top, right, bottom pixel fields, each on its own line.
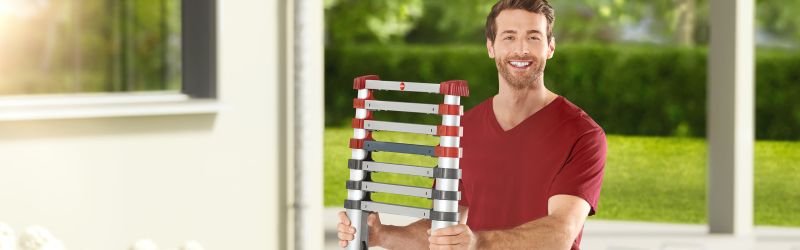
left=400, top=82, right=406, bottom=91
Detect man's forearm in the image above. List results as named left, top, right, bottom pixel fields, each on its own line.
left=377, top=219, right=431, bottom=250
left=476, top=215, right=577, bottom=250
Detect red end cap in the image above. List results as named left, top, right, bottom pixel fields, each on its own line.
left=352, top=118, right=365, bottom=129
left=438, top=104, right=463, bottom=116
left=439, top=80, right=470, bottom=97
left=353, top=98, right=366, bottom=109
left=436, top=125, right=463, bottom=137
left=353, top=75, right=380, bottom=90
left=349, top=138, right=365, bottom=149
left=435, top=146, right=462, bottom=158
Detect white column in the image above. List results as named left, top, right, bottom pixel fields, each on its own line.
left=291, top=0, right=325, bottom=249
left=707, top=0, right=754, bottom=235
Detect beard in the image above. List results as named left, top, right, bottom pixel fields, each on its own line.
left=494, top=54, right=546, bottom=90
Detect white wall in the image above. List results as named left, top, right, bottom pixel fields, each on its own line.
left=0, top=0, right=286, bottom=249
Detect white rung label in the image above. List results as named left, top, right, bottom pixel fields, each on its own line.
left=364, top=120, right=437, bottom=135
left=364, top=100, right=439, bottom=114
left=365, top=80, right=440, bottom=93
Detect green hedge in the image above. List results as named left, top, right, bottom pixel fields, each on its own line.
left=325, top=44, right=800, bottom=140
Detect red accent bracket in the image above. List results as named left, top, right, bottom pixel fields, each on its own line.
left=349, top=138, right=365, bottom=149
left=352, top=118, right=365, bottom=129
left=436, top=125, right=463, bottom=137
left=439, top=80, right=470, bottom=97
left=354, top=75, right=380, bottom=90
left=435, top=146, right=462, bottom=158
left=353, top=98, right=366, bottom=109
left=438, top=104, right=463, bottom=116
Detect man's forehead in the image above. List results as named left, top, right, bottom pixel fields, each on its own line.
left=495, top=9, right=548, bottom=31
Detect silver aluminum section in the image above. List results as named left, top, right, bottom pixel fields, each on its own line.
left=360, top=181, right=432, bottom=199
left=432, top=95, right=462, bottom=233
left=363, top=100, right=440, bottom=114
left=364, top=120, right=437, bottom=135
left=365, top=80, right=441, bottom=93
left=361, top=201, right=431, bottom=219
left=347, top=89, right=371, bottom=250
left=346, top=209, right=368, bottom=250
left=362, top=161, right=435, bottom=177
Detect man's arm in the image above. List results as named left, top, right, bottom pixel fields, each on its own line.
left=429, top=195, right=589, bottom=250
left=379, top=205, right=469, bottom=249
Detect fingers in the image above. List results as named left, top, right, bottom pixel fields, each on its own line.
left=338, top=231, right=354, bottom=241
left=431, top=224, right=465, bottom=236
left=339, top=240, right=347, bottom=247
left=366, top=212, right=380, bottom=226
left=337, top=223, right=355, bottom=234
left=338, top=211, right=351, bottom=225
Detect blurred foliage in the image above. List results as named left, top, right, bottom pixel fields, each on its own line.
left=326, top=0, right=798, bottom=47
left=0, top=0, right=181, bottom=95
left=325, top=44, right=800, bottom=141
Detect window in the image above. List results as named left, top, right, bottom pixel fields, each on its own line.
left=0, top=0, right=215, bottom=98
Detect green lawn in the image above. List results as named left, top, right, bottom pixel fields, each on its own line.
left=324, top=126, right=800, bottom=227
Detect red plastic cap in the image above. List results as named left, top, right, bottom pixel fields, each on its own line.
left=439, top=80, right=470, bottom=97
left=438, top=104, right=463, bottom=116
left=349, top=138, right=365, bottom=149
left=353, top=75, right=380, bottom=90
left=352, top=118, right=365, bottom=129
left=435, top=146, right=463, bottom=158
left=436, top=125, right=463, bottom=137
left=353, top=98, right=366, bottom=109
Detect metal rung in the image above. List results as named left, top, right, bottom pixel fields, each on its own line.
left=364, top=100, right=439, bottom=114
left=364, top=120, right=437, bottom=135
left=360, top=201, right=431, bottom=219
left=361, top=181, right=432, bottom=198
left=365, top=80, right=441, bottom=94
left=362, top=161, right=435, bottom=178
left=363, top=141, right=436, bottom=157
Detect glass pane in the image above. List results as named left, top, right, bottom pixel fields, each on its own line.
left=0, top=0, right=181, bottom=95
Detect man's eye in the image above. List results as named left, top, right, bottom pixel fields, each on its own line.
left=530, top=36, right=540, bottom=40
left=504, top=36, right=514, bottom=40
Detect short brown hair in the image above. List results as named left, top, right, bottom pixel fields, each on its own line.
left=485, top=0, right=555, bottom=44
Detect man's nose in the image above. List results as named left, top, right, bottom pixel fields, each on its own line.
left=515, top=39, right=530, bottom=56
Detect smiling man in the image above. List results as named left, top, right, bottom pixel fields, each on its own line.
left=337, top=0, right=607, bottom=249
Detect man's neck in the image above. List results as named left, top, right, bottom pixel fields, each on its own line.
left=492, top=77, right=556, bottom=131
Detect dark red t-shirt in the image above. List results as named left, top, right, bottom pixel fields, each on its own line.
left=458, top=95, right=606, bottom=250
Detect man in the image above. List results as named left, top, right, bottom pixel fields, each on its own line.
left=337, top=0, right=606, bottom=249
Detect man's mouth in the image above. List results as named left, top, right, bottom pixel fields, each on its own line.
left=508, top=60, right=532, bottom=69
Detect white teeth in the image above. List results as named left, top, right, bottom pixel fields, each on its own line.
left=510, top=61, right=530, bottom=67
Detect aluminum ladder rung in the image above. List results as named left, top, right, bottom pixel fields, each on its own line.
left=360, top=201, right=431, bottom=220
left=363, top=141, right=436, bottom=157
left=364, top=120, right=437, bottom=135
left=360, top=181, right=432, bottom=199
left=365, top=80, right=441, bottom=94
left=363, top=100, right=439, bottom=115
left=362, top=161, right=435, bottom=178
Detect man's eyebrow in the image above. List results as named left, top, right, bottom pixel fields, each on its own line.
left=527, top=30, right=544, bottom=35
left=500, top=30, right=518, bottom=35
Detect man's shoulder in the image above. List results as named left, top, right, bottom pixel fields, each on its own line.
left=554, top=96, right=605, bottom=137
left=462, top=97, right=493, bottom=121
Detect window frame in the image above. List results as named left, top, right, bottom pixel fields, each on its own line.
left=0, top=0, right=219, bottom=121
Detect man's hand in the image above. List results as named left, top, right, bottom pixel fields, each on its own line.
left=427, top=224, right=478, bottom=250
left=337, top=211, right=382, bottom=248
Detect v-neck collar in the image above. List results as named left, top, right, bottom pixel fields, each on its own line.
left=489, top=95, right=563, bottom=135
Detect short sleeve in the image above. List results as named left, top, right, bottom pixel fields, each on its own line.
left=547, top=128, right=607, bottom=215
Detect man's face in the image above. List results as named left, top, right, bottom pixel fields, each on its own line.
left=487, top=9, right=555, bottom=90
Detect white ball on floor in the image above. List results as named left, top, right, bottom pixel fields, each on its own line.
left=179, top=240, right=203, bottom=250
left=130, top=239, right=159, bottom=250
left=0, top=222, right=16, bottom=250
left=17, top=226, right=64, bottom=250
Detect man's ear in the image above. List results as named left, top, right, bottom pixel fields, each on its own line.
left=486, top=39, right=496, bottom=59
left=547, top=38, right=556, bottom=59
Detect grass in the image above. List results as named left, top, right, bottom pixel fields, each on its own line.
left=324, top=126, right=800, bottom=227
